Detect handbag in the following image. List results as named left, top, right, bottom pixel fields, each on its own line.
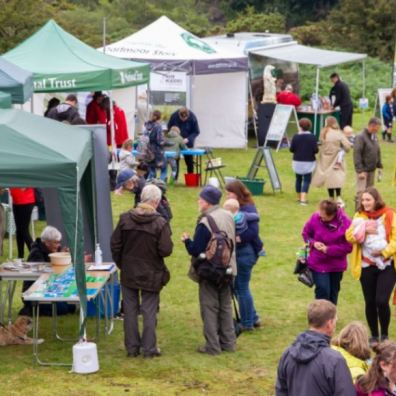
left=294, top=244, right=314, bottom=288
left=231, top=290, right=243, bottom=337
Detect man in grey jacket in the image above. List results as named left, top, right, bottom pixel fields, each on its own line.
left=354, top=117, right=383, bottom=205
left=276, top=300, right=355, bottom=396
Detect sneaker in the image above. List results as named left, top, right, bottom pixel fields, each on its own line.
left=115, top=312, right=124, bottom=321
left=127, top=350, right=140, bottom=358
left=380, top=335, right=389, bottom=342
left=336, top=197, right=345, bottom=208
left=253, top=320, right=262, bottom=328
left=258, top=250, right=267, bottom=257
left=300, top=201, right=308, bottom=206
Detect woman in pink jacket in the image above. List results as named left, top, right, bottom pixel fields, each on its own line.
left=356, top=341, right=396, bottom=395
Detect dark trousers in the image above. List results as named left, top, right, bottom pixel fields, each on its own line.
left=312, top=271, right=343, bottom=305
left=340, top=105, right=353, bottom=128
left=12, top=203, right=34, bottom=258
left=295, top=173, right=312, bottom=193
left=360, top=265, right=396, bottom=337
left=122, top=285, right=159, bottom=356
left=328, top=188, right=341, bottom=198
left=199, top=280, right=236, bottom=354
left=175, top=155, right=194, bottom=180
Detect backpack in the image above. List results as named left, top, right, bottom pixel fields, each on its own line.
left=193, top=215, right=234, bottom=288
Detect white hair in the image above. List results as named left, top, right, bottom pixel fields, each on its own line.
left=141, top=184, right=161, bottom=203
left=41, top=226, right=62, bottom=242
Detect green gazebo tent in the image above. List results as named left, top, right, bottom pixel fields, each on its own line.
left=3, top=19, right=150, bottom=92
left=0, top=92, right=12, bottom=109
left=0, top=108, right=94, bottom=336
left=0, top=57, right=33, bottom=103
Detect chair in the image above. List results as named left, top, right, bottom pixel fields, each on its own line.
left=203, top=148, right=226, bottom=188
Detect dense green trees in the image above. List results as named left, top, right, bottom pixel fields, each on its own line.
left=0, top=0, right=394, bottom=64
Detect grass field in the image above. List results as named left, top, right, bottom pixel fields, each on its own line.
left=1, top=111, right=395, bottom=395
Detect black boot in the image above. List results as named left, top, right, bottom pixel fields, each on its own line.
left=388, top=133, right=394, bottom=143
left=382, top=131, right=386, bottom=140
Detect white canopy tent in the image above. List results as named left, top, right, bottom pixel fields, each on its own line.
left=102, top=16, right=249, bottom=148
left=250, top=42, right=367, bottom=132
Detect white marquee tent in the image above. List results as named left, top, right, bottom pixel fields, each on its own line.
left=102, top=16, right=249, bottom=148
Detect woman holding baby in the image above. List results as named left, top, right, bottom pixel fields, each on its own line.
left=312, top=116, right=352, bottom=208
left=346, top=187, right=396, bottom=346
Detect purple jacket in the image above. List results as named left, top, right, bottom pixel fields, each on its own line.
left=302, top=209, right=352, bottom=273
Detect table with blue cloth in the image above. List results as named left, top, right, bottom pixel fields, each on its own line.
left=132, top=148, right=206, bottom=186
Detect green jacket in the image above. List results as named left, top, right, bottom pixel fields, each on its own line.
left=165, top=130, right=186, bottom=158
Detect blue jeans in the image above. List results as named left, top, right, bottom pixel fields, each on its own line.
left=234, top=244, right=259, bottom=328
left=295, top=173, right=312, bottom=193
left=312, top=270, right=343, bottom=305
left=148, top=163, right=167, bottom=181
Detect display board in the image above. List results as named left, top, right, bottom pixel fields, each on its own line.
left=247, top=147, right=282, bottom=193
left=262, top=147, right=281, bottom=192
left=264, top=104, right=298, bottom=151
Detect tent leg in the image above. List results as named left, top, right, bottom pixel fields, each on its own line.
left=314, top=68, right=320, bottom=136
left=109, top=91, right=117, bottom=167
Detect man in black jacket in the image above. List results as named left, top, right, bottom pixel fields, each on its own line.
left=47, top=94, right=85, bottom=125
left=276, top=299, right=355, bottom=396
left=111, top=185, right=173, bottom=359
left=329, top=73, right=353, bottom=128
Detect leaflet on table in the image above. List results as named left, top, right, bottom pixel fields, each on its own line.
left=87, top=263, right=115, bottom=271
left=28, top=267, right=107, bottom=299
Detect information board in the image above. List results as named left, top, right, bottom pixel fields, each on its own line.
left=262, top=147, right=281, bottom=192
left=264, top=104, right=298, bottom=151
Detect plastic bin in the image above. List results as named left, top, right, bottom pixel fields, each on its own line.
left=184, top=173, right=200, bottom=187
left=87, top=282, right=120, bottom=318
left=237, top=177, right=265, bottom=196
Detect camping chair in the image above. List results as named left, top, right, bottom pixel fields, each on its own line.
left=203, top=148, right=226, bottom=188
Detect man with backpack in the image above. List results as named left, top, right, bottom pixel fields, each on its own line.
left=182, top=185, right=236, bottom=355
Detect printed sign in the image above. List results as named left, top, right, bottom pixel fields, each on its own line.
left=150, top=71, right=187, bottom=92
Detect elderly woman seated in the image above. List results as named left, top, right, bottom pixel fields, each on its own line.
left=18, top=226, right=76, bottom=316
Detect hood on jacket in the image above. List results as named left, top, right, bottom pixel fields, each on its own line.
left=167, top=129, right=180, bottom=138
left=56, top=103, right=73, bottom=114
left=128, top=205, right=161, bottom=225
left=289, top=330, right=330, bottom=364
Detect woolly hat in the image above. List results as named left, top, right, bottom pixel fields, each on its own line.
left=199, top=185, right=222, bottom=205
left=116, top=169, right=135, bottom=190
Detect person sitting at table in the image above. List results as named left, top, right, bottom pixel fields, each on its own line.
left=167, top=107, right=200, bottom=180
left=18, top=226, right=76, bottom=317
left=276, top=84, right=302, bottom=107
left=165, top=126, right=187, bottom=182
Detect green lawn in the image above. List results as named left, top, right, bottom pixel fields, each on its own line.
left=1, top=111, right=395, bottom=395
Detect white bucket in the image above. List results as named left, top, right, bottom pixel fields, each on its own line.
left=207, top=177, right=220, bottom=188
left=72, top=342, right=99, bottom=374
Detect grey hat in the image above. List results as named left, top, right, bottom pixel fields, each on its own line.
left=199, top=185, right=222, bottom=205
left=116, top=169, right=135, bottom=190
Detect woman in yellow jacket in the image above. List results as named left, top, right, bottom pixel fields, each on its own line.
left=346, top=187, right=396, bottom=346
left=332, top=321, right=370, bottom=381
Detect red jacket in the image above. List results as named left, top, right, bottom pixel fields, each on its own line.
left=114, top=105, right=129, bottom=147
left=86, top=100, right=107, bottom=125
left=10, top=188, right=35, bottom=205
left=276, top=91, right=302, bottom=107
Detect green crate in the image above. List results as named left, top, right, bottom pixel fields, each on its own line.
left=237, top=177, right=265, bottom=196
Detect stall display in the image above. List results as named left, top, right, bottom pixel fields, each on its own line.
left=297, top=105, right=340, bottom=138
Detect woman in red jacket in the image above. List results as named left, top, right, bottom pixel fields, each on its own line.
left=10, top=188, right=35, bottom=258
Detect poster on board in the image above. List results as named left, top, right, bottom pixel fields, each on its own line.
left=264, top=104, right=298, bottom=151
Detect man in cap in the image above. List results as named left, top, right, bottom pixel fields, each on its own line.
left=182, top=185, right=236, bottom=355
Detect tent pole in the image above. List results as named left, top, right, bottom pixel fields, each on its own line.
left=102, top=17, right=106, bottom=54
left=248, top=73, right=258, bottom=144
left=8, top=190, right=13, bottom=260
left=109, top=91, right=117, bottom=167
left=362, top=60, right=366, bottom=98
left=314, top=67, right=320, bottom=136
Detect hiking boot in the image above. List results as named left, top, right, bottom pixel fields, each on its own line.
left=143, top=348, right=161, bottom=359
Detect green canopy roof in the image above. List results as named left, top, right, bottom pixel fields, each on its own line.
left=0, top=92, right=12, bottom=109
left=3, top=20, right=150, bottom=93
left=0, top=109, right=94, bottom=334
left=0, top=57, right=33, bottom=103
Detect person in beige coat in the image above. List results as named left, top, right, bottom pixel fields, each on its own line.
left=312, top=116, right=352, bottom=207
